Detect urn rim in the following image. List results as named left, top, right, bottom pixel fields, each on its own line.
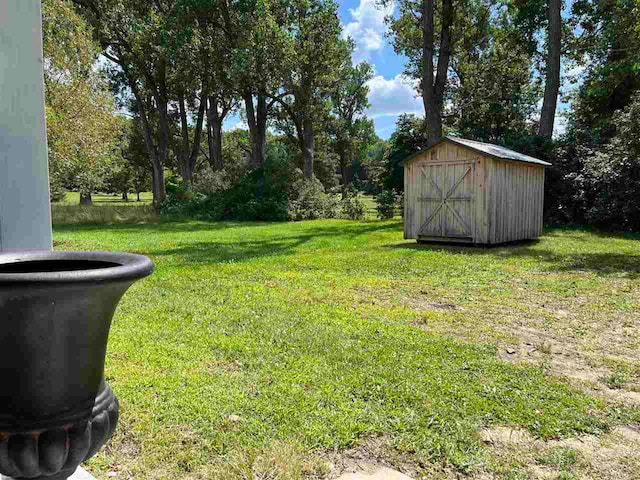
left=0, top=250, right=154, bottom=284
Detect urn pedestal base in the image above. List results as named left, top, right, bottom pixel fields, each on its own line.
left=1, top=466, right=96, bottom=480
left=0, top=385, right=119, bottom=480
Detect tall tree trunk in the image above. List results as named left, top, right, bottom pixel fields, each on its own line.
left=538, top=0, right=562, bottom=139
left=178, top=95, right=192, bottom=184
left=178, top=93, right=207, bottom=185
left=338, top=142, right=349, bottom=199
left=341, top=163, right=349, bottom=199
left=422, top=0, right=453, bottom=145
left=244, top=90, right=267, bottom=169
left=255, top=94, right=267, bottom=169
left=79, top=193, right=92, bottom=205
left=153, top=72, right=170, bottom=205
left=207, top=96, right=224, bottom=171
left=151, top=161, right=165, bottom=208
left=129, top=84, right=165, bottom=208
left=137, top=191, right=141, bottom=202
left=122, top=191, right=128, bottom=201
left=302, top=115, right=315, bottom=179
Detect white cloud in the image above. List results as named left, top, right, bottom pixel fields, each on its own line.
left=343, top=0, right=394, bottom=62
left=366, top=74, right=423, bottom=118
left=230, top=121, right=248, bottom=131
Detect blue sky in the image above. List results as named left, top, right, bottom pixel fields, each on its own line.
left=338, top=0, right=423, bottom=139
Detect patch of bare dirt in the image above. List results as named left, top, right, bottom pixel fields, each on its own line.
left=322, top=435, right=424, bottom=480
left=478, top=425, right=640, bottom=480
left=479, top=426, right=535, bottom=446
left=495, top=323, right=640, bottom=406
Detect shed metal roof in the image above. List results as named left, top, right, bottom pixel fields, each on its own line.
left=402, top=136, right=552, bottom=167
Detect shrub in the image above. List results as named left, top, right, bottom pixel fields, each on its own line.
left=340, top=192, right=366, bottom=220
left=162, top=146, right=343, bottom=222
left=580, top=96, right=640, bottom=230
left=376, top=189, right=402, bottom=219
left=221, top=168, right=291, bottom=221
left=288, top=177, right=338, bottom=221
left=193, top=166, right=234, bottom=194
left=160, top=192, right=225, bottom=220
left=50, top=184, right=67, bottom=203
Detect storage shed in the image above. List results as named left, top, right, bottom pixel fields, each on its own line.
left=403, top=136, right=551, bottom=244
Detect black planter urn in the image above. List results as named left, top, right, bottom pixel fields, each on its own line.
left=0, top=251, right=153, bottom=480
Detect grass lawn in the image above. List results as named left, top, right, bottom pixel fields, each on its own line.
left=53, top=220, right=640, bottom=479
left=52, top=192, right=157, bottom=225
left=57, top=192, right=154, bottom=205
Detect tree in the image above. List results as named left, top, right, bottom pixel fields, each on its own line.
left=544, top=0, right=640, bottom=226
left=570, top=0, right=640, bottom=146
left=538, top=0, right=562, bottom=138
left=579, top=92, right=640, bottom=230
left=207, top=94, right=236, bottom=171
left=331, top=62, right=375, bottom=198
left=125, top=118, right=154, bottom=201
left=275, top=0, right=350, bottom=179
left=378, top=114, right=429, bottom=192
left=169, top=11, right=209, bottom=187
left=103, top=117, right=153, bottom=201
left=448, top=26, right=540, bottom=144
left=43, top=0, right=120, bottom=205
left=74, top=0, right=183, bottom=207
left=178, top=0, right=237, bottom=173
left=209, top=0, right=289, bottom=170
left=387, top=0, right=455, bottom=143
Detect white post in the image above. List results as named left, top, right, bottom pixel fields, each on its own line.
left=0, top=0, right=53, bottom=253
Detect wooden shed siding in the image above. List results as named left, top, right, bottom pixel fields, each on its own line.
left=488, top=159, right=545, bottom=243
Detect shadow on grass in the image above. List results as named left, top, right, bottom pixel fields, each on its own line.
left=154, top=222, right=401, bottom=264
left=55, top=219, right=402, bottom=235
left=54, top=220, right=248, bottom=234
left=390, top=240, right=640, bottom=276
left=57, top=220, right=402, bottom=265
left=153, top=238, right=311, bottom=264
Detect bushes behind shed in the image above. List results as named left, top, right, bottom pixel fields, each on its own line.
left=161, top=154, right=339, bottom=221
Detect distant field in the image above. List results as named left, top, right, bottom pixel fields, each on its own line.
left=52, top=192, right=156, bottom=225
left=56, top=192, right=153, bottom=206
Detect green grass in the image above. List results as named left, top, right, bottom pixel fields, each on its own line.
left=52, top=221, right=640, bottom=478
left=56, top=191, right=153, bottom=205
left=52, top=192, right=157, bottom=225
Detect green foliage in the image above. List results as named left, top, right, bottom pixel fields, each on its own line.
left=331, top=61, right=376, bottom=192
left=375, top=189, right=402, bottom=219
left=43, top=0, right=120, bottom=203
left=599, top=370, right=627, bottom=390
left=571, top=0, right=640, bottom=146
left=288, top=177, right=339, bottom=221
left=550, top=92, right=640, bottom=230
left=579, top=93, right=640, bottom=230
left=378, top=115, right=428, bottom=192
left=161, top=147, right=338, bottom=221
left=339, top=192, right=366, bottom=220
left=449, top=27, right=541, bottom=144
left=50, top=182, right=68, bottom=203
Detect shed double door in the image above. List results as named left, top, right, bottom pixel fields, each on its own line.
left=418, top=160, right=476, bottom=240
